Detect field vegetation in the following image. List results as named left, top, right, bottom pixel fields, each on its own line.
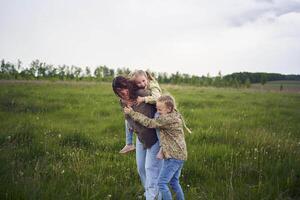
left=0, top=81, right=300, bottom=199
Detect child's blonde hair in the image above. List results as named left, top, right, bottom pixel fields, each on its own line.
left=158, top=95, right=192, bottom=134
left=129, top=70, right=155, bottom=81
left=157, top=95, right=176, bottom=112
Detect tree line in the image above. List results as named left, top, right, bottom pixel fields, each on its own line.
left=1, top=59, right=299, bottom=88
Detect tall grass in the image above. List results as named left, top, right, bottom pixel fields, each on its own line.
left=0, top=82, right=299, bottom=199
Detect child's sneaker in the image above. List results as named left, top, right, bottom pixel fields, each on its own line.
left=119, top=144, right=135, bottom=154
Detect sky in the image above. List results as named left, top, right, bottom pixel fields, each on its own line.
left=0, top=0, right=300, bottom=76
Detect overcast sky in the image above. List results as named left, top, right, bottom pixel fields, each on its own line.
left=1, top=0, right=300, bottom=76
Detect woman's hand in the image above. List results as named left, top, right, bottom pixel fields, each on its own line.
left=124, top=106, right=133, bottom=114
left=136, top=96, right=145, bottom=105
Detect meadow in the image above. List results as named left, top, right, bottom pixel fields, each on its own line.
left=252, top=81, right=300, bottom=93
left=0, top=80, right=299, bottom=200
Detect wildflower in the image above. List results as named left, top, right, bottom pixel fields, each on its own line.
left=187, top=184, right=190, bottom=188
left=108, top=194, right=112, bottom=198
left=58, top=134, right=62, bottom=138
left=61, top=170, right=65, bottom=174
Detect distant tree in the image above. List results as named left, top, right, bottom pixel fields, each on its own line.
left=233, top=77, right=240, bottom=88
left=94, top=66, right=103, bottom=80
left=2, top=58, right=300, bottom=89
left=0, top=59, right=18, bottom=79
left=58, top=65, right=66, bottom=80
left=17, top=59, right=22, bottom=72
left=37, top=62, right=47, bottom=78
left=102, top=66, right=110, bottom=77
left=66, top=66, right=75, bottom=79
left=43, top=64, right=55, bottom=78
left=245, top=78, right=251, bottom=88
left=260, top=74, right=267, bottom=85
left=214, top=71, right=222, bottom=87
left=109, top=69, right=115, bottom=77
left=85, top=67, right=91, bottom=77
left=29, top=60, right=40, bottom=78
left=116, top=67, right=131, bottom=76
left=73, top=66, right=82, bottom=80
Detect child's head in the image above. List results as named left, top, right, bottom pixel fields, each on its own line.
left=156, top=95, right=176, bottom=115
left=130, top=70, right=154, bottom=89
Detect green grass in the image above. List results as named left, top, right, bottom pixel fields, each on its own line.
left=252, top=80, right=300, bottom=92
left=0, top=81, right=300, bottom=199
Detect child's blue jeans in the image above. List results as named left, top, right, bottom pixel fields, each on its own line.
left=158, top=158, right=185, bottom=200
left=125, top=120, right=134, bottom=145
left=125, top=112, right=160, bottom=145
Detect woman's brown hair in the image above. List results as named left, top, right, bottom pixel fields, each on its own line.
left=112, top=76, right=138, bottom=100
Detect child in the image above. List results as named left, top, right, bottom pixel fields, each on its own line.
left=119, top=70, right=162, bottom=154
left=124, top=95, right=187, bottom=199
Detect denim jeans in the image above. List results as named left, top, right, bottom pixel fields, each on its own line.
left=158, top=159, right=185, bottom=200
left=136, top=137, right=162, bottom=200
left=125, top=120, right=134, bottom=145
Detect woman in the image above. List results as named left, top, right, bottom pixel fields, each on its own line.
left=112, top=76, right=162, bottom=200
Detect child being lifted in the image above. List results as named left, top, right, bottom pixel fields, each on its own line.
left=119, top=70, right=162, bottom=154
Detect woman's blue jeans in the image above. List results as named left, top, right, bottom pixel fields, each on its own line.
left=136, top=137, right=162, bottom=200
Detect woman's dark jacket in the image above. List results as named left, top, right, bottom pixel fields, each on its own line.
left=120, top=89, right=158, bottom=148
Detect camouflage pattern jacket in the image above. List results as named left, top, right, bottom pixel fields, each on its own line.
left=128, top=110, right=187, bottom=160
left=144, top=79, right=162, bottom=104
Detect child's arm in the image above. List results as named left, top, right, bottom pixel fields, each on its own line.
left=144, top=81, right=161, bottom=104
left=137, top=80, right=162, bottom=105
left=124, top=107, right=167, bottom=129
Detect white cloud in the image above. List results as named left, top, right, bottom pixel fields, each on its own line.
left=0, top=0, right=299, bottom=76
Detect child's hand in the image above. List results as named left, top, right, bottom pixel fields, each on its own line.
left=124, top=106, right=132, bottom=114
left=136, top=96, right=145, bottom=105
left=156, top=148, right=164, bottom=160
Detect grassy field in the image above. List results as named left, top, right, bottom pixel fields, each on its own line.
left=252, top=80, right=300, bottom=93
left=0, top=81, right=300, bottom=200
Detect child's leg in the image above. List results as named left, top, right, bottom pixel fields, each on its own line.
left=119, top=120, right=135, bottom=154
left=169, top=161, right=185, bottom=200
left=158, top=159, right=184, bottom=200
left=125, top=119, right=134, bottom=145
